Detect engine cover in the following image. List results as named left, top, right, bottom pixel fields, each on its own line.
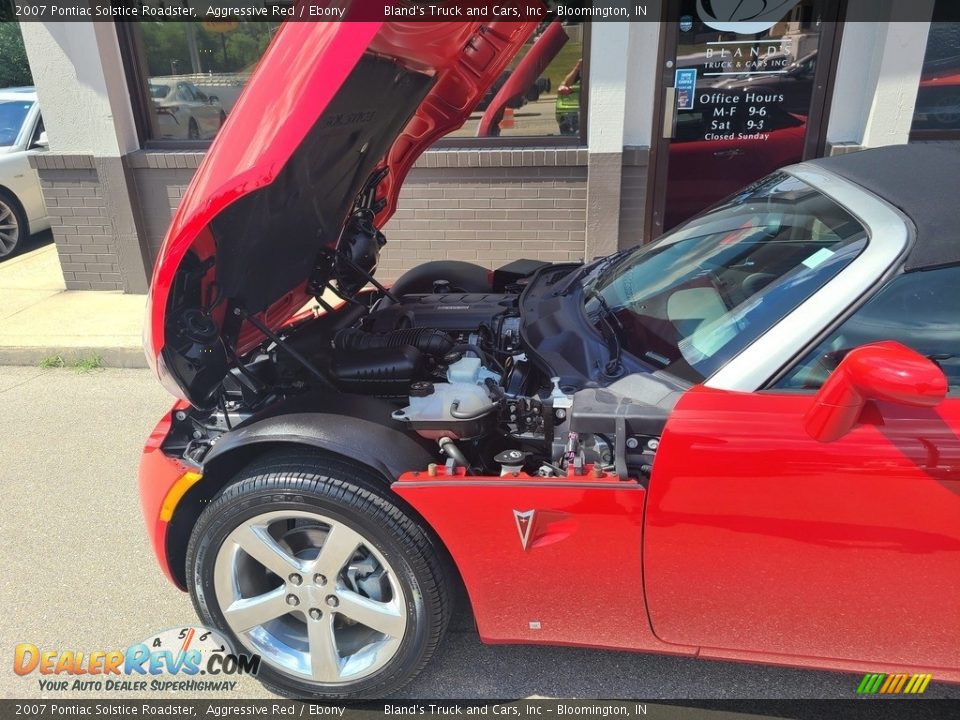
left=364, top=293, right=518, bottom=337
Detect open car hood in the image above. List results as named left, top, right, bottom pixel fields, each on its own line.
left=145, top=18, right=539, bottom=405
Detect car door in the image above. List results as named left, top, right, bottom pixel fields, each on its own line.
left=643, top=265, right=960, bottom=671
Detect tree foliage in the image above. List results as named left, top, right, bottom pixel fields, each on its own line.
left=138, top=22, right=278, bottom=77
left=0, top=22, right=33, bottom=88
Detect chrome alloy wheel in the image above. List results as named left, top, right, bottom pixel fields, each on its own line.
left=0, top=199, right=20, bottom=256
left=213, top=510, right=408, bottom=684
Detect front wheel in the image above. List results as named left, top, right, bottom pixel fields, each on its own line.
left=0, top=190, right=26, bottom=259
left=186, top=451, right=451, bottom=698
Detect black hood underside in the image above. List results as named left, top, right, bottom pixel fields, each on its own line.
left=210, top=54, right=435, bottom=313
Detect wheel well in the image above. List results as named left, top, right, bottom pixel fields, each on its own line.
left=164, top=441, right=471, bottom=622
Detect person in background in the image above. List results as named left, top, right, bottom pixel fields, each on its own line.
left=556, top=58, right=582, bottom=135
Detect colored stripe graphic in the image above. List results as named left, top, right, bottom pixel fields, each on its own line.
left=857, top=672, right=932, bottom=694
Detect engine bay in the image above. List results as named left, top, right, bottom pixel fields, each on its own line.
left=163, top=228, right=685, bottom=483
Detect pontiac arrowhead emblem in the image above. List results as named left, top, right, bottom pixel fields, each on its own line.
left=513, top=509, right=536, bottom=550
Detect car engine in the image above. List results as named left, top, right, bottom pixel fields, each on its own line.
left=168, top=258, right=678, bottom=483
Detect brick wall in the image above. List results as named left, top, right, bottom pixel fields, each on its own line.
left=30, top=156, right=123, bottom=291
left=127, top=148, right=589, bottom=283
left=379, top=149, right=588, bottom=282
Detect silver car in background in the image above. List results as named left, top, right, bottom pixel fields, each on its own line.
left=0, top=87, right=49, bottom=259
left=149, top=79, right=226, bottom=141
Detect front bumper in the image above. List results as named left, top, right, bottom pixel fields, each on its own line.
left=138, top=401, right=197, bottom=589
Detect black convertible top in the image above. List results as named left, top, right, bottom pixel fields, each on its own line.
left=808, top=144, right=960, bottom=272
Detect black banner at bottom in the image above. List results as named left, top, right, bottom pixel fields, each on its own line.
left=4, top=699, right=960, bottom=720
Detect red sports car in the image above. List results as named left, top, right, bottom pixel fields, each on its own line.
left=139, top=20, right=960, bottom=698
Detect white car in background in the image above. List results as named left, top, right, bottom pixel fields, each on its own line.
left=0, top=87, right=49, bottom=259
left=149, top=79, right=227, bottom=140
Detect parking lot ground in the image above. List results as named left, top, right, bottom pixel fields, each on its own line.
left=1, top=366, right=958, bottom=701
left=0, top=242, right=146, bottom=368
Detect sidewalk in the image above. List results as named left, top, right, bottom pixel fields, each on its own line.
left=0, top=243, right=147, bottom=368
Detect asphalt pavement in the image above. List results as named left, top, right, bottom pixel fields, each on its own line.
left=0, top=366, right=957, bottom=701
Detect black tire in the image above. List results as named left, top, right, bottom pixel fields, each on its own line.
left=219, top=110, right=227, bottom=128
left=186, top=449, right=451, bottom=699
left=188, top=118, right=200, bottom=140
left=0, top=189, right=27, bottom=259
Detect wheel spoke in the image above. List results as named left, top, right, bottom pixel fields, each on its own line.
left=222, top=586, right=291, bottom=633
left=337, top=589, right=405, bottom=638
left=229, top=522, right=302, bottom=578
left=308, top=523, right=363, bottom=578
left=307, top=614, right=342, bottom=682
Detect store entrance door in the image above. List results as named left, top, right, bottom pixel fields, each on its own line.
left=650, top=0, right=843, bottom=235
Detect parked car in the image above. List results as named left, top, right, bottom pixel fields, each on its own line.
left=149, top=79, right=227, bottom=141
left=139, top=22, right=960, bottom=698
left=0, top=87, right=49, bottom=258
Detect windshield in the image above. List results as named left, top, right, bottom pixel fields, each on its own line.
left=0, top=100, right=33, bottom=147
left=584, top=173, right=868, bottom=384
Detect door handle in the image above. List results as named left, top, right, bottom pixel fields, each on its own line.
left=662, top=87, right=677, bottom=139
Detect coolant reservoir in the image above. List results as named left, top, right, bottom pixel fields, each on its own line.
left=446, top=356, right=500, bottom=385
left=393, top=382, right=494, bottom=440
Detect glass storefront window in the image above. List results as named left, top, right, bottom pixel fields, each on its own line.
left=123, top=20, right=585, bottom=145
left=447, top=21, right=587, bottom=141
left=132, top=21, right=278, bottom=142
left=912, top=2, right=960, bottom=133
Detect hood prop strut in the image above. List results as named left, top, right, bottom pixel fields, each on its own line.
left=233, top=306, right=338, bottom=393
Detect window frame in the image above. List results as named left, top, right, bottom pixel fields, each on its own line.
left=116, top=21, right=589, bottom=151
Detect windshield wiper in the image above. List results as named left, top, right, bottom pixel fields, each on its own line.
left=585, top=287, right=624, bottom=378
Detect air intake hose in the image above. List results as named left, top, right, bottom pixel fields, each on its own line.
left=333, top=327, right=455, bottom=358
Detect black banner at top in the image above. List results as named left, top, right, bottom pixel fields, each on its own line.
left=0, top=0, right=954, bottom=23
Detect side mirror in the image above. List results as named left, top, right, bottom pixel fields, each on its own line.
left=804, top=341, right=947, bottom=443
left=33, top=131, right=48, bottom=150
left=208, top=95, right=220, bottom=105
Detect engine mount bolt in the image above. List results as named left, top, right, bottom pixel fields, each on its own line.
left=314, top=574, right=327, bottom=586
left=308, top=608, right=323, bottom=620
left=647, top=438, right=660, bottom=451
left=288, top=573, right=302, bottom=585
left=286, top=594, right=300, bottom=607
left=625, top=437, right=640, bottom=450
left=174, top=411, right=187, bottom=421
left=325, top=595, right=339, bottom=608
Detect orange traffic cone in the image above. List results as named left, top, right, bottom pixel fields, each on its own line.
left=499, top=107, right=516, bottom=130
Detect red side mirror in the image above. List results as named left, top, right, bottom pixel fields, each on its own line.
left=804, top=341, right=947, bottom=443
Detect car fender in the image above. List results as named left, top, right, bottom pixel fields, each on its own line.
left=201, top=411, right=435, bottom=483
left=161, top=406, right=436, bottom=588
